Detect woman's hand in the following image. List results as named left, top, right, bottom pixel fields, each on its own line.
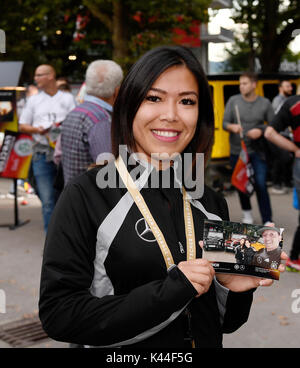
left=199, top=241, right=288, bottom=293
left=178, top=258, right=215, bottom=297
left=215, top=252, right=287, bottom=291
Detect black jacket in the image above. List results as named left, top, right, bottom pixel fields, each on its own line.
left=252, top=247, right=282, bottom=269
left=244, top=247, right=256, bottom=265
left=39, top=160, right=255, bottom=348
left=235, top=245, right=256, bottom=265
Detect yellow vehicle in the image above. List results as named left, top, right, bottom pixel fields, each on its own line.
left=208, top=73, right=300, bottom=160
left=251, top=241, right=265, bottom=252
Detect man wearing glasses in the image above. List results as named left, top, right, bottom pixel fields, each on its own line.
left=19, top=64, right=76, bottom=232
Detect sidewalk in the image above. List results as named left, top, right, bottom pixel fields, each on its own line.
left=0, top=177, right=299, bottom=348
left=0, top=178, right=68, bottom=348
left=223, top=188, right=300, bottom=348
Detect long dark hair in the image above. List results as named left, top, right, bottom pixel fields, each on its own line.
left=111, top=45, right=214, bottom=165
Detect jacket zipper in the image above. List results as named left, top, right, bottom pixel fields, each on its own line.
left=178, top=241, right=185, bottom=254
left=184, top=308, right=195, bottom=348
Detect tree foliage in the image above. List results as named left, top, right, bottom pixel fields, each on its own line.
left=0, top=0, right=112, bottom=82
left=83, top=0, right=211, bottom=69
left=0, top=0, right=211, bottom=83
left=226, top=0, right=300, bottom=73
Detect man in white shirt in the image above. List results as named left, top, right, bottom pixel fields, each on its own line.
left=19, top=64, right=76, bottom=232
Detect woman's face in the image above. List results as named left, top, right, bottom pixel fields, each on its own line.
left=245, top=240, right=251, bottom=247
left=132, top=65, right=199, bottom=163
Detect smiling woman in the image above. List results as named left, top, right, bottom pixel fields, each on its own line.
left=132, top=65, right=199, bottom=160
left=39, top=46, right=284, bottom=349
left=112, top=45, right=215, bottom=166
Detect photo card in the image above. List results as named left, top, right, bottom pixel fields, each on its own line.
left=202, top=219, right=284, bottom=280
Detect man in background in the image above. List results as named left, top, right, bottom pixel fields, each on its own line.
left=60, top=59, right=123, bottom=185
left=272, top=80, right=293, bottom=114
left=223, top=72, right=274, bottom=225
left=264, top=85, right=300, bottom=272
left=268, top=80, right=294, bottom=194
left=19, top=64, right=76, bottom=232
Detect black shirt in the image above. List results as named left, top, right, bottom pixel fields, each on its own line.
left=271, top=95, right=300, bottom=147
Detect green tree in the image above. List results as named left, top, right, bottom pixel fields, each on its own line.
left=224, top=31, right=254, bottom=72
left=226, top=0, right=300, bottom=72
left=83, top=0, right=211, bottom=68
left=0, top=0, right=110, bottom=82
left=0, top=0, right=212, bottom=82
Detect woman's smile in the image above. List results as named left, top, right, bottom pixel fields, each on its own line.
left=132, top=64, right=199, bottom=161
left=151, top=129, right=181, bottom=142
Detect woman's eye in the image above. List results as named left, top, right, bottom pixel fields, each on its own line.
left=181, top=98, right=197, bottom=105
left=145, top=95, right=160, bottom=102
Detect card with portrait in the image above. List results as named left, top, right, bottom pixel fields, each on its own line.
left=202, top=219, right=284, bottom=280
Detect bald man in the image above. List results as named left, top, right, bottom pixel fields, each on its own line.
left=251, top=227, right=282, bottom=270
left=19, top=64, right=76, bottom=232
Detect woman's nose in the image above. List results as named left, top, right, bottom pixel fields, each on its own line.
left=159, top=101, right=178, bottom=122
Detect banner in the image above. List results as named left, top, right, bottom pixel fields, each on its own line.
left=0, top=90, right=18, bottom=132
left=0, top=130, right=33, bottom=179
left=231, top=140, right=255, bottom=196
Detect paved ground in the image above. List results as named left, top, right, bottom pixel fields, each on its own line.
left=0, top=177, right=299, bottom=348
left=223, top=187, right=300, bottom=348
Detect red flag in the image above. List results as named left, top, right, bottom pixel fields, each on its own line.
left=231, top=105, right=254, bottom=196
left=231, top=140, right=254, bottom=196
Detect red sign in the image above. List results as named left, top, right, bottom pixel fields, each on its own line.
left=0, top=131, right=33, bottom=179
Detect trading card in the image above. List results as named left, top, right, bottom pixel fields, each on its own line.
left=202, top=219, right=284, bottom=280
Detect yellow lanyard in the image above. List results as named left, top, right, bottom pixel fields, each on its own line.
left=115, top=156, right=196, bottom=269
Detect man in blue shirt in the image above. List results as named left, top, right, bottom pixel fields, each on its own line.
left=60, top=60, right=123, bottom=185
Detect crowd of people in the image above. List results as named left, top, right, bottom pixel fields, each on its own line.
left=1, top=45, right=298, bottom=347
left=223, top=74, right=300, bottom=272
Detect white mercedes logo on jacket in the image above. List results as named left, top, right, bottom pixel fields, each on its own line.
left=135, top=218, right=156, bottom=242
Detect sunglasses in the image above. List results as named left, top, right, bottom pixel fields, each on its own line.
left=34, top=73, right=50, bottom=77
